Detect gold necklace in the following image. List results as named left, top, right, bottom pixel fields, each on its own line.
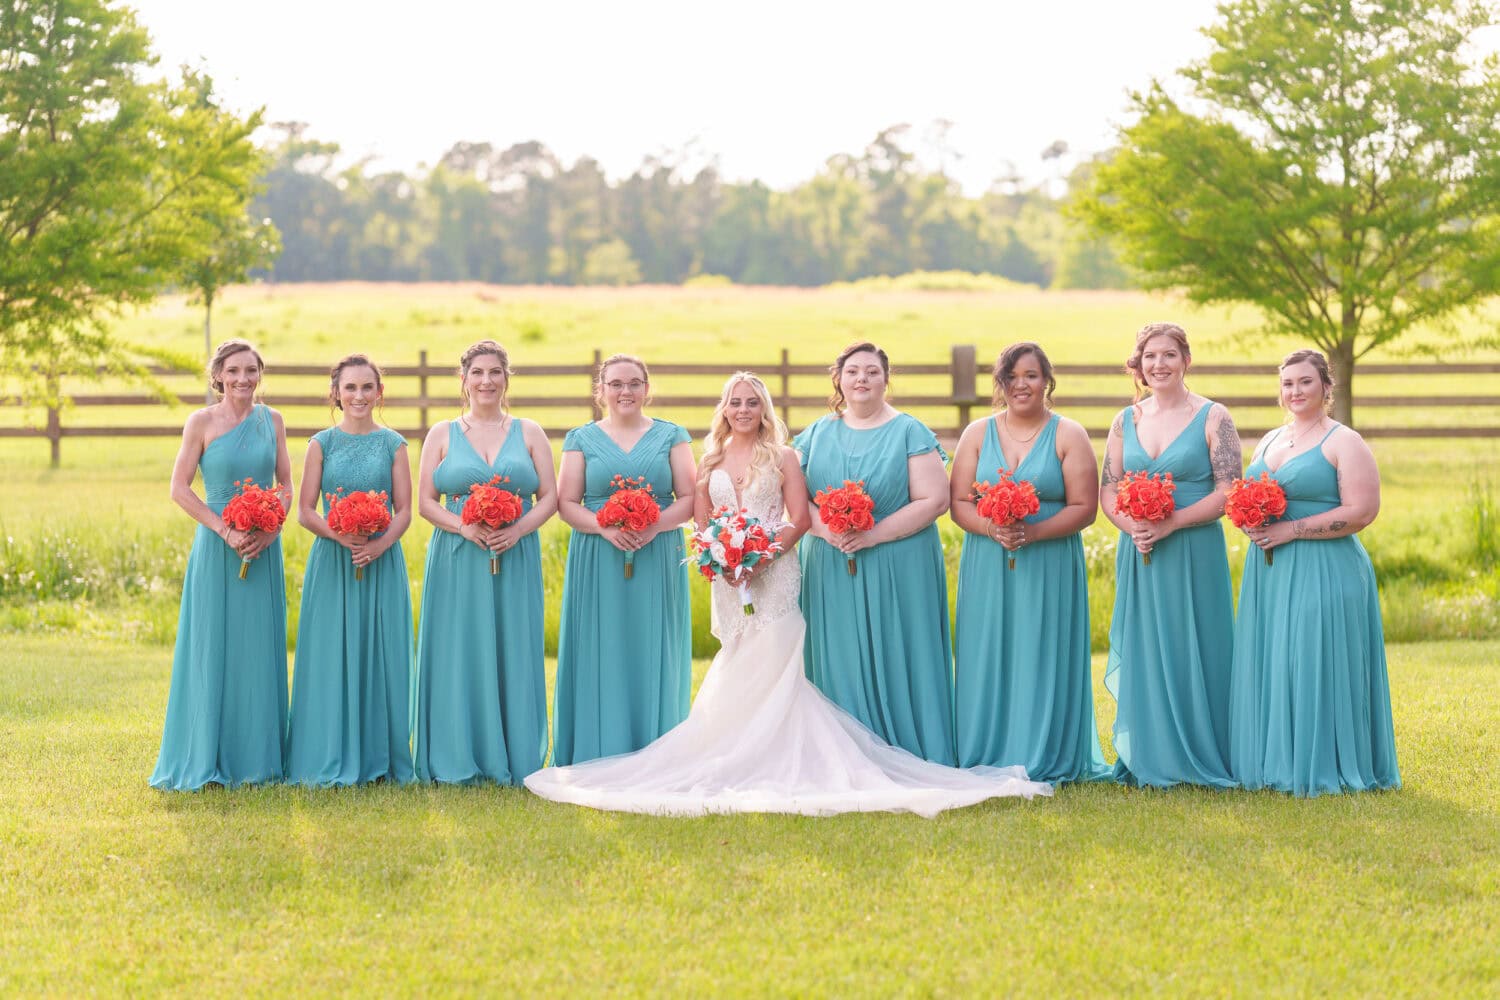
left=1003, top=411, right=1045, bottom=444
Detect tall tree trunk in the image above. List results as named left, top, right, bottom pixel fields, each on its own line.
left=203, top=295, right=214, bottom=404
left=1330, top=336, right=1356, bottom=427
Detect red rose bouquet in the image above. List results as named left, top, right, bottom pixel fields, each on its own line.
left=1113, top=470, right=1176, bottom=565
left=221, top=477, right=287, bottom=580
left=596, top=474, right=661, bottom=579
left=813, top=479, right=876, bottom=576
left=973, top=470, right=1041, bottom=570
left=1226, top=472, right=1288, bottom=566
left=325, top=489, right=392, bottom=580
left=687, top=505, right=783, bottom=614
left=461, top=475, right=526, bottom=575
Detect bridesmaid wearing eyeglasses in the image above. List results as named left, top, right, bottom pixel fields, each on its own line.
left=551, top=354, right=697, bottom=766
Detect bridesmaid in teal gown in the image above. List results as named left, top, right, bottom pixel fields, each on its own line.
left=286, top=355, right=415, bottom=785
left=1229, top=350, right=1399, bottom=795
left=1099, top=323, right=1240, bottom=788
left=553, top=353, right=696, bottom=766
left=152, top=340, right=292, bottom=790
left=412, top=341, right=558, bottom=784
left=950, top=343, right=1111, bottom=783
left=796, top=342, right=956, bottom=765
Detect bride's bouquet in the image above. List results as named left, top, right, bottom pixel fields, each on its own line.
left=221, top=477, right=287, bottom=580
left=687, top=506, right=782, bottom=614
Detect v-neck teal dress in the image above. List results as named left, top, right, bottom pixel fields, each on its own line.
left=1229, top=426, right=1399, bottom=795
left=552, top=419, right=692, bottom=766
left=795, top=412, right=956, bottom=765
left=1105, top=403, right=1235, bottom=788
left=955, top=414, right=1111, bottom=782
left=151, top=404, right=287, bottom=790
left=412, top=419, right=547, bottom=784
left=286, top=426, right=414, bottom=786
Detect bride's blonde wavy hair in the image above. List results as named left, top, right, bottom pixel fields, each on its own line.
left=698, top=372, right=788, bottom=490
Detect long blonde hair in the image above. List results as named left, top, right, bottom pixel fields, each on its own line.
left=698, top=372, right=787, bottom=490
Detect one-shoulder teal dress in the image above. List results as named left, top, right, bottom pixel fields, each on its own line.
left=955, top=413, right=1111, bottom=782
left=412, top=420, right=547, bottom=784
left=1105, top=403, right=1235, bottom=788
left=1229, top=425, right=1400, bottom=795
left=286, top=426, right=414, bottom=786
left=552, top=419, right=692, bottom=766
left=151, top=404, right=287, bottom=790
left=795, top=413, right=956, bottom=765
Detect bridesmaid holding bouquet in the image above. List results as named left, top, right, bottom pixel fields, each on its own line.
left=151, top=340, right=291, bottom=790
left=412, top=341, right=557, bottom=784
left=286, top=354, right=415, bottom=786
left=1099, top=322, right=1239, bottom=788
left=553, top=354, right=696, bottom=766
left=950, top=342, right=1111, bottom=783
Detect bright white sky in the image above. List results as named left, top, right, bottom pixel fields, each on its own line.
left=127, top=0, right=1230, bottom=193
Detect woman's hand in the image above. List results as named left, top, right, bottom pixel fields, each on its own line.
left=458, top=521, right=489, bottom=551
left=1248, top=519, right=1294, bottom=552
left=1129, top=516, right=1175, bottom=554
left=829, top=529, right=875, bottom=554
left=485, top=523, right=523, bottom=555
left=347, top=536, right=386, bottom=568
left=334, top=532, right=368, bottom=553
left=991, top=521, right=1026, bottom=552
left=599, top=525, right=641, bottom=552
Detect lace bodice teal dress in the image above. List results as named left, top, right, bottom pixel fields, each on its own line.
left=552, top=419, right=692, bottom=766
left=955, top=414, right=1111, bottom=782
left=286, top=426, right=414, bottom=786
left=412, top=420, right=547, bottom=784
left=1105, top=403, right=1235, bottom=788
left=795, top=413, right=956, bottom=766
left=151, top=405, right=287, bottom=790
left=1229, top=426, right=1399, bottom=795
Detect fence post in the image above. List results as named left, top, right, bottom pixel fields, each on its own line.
left=780, top=348, right=791, bottom=430
left=951, top=344, right=977, bottom=434
left=417, top=349, right=429, bottom=440
left=46, top=369, right=61, bottom=468
left=590, top=349, right=603, bottom=422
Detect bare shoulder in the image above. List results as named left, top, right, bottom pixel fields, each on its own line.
left=954, top=416, right=987, bottom=452
left=1328, top=423, right=1374, bottom=463
left=423, top=418, right=452, bottom=444
left=1055, top=414, right=1091, bottom=447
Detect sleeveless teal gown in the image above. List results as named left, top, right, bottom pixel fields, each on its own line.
left=552, top=419, right=692, bottom=766
left=795, top=413, right=956, bottom=765
left=955, top=414, right=1112, bottom=782
left=412, top=420, right=547, bottom=784
left=151, top=404, right=287, bottom=790
left=1229, top=426, right=1400, bottom=795
left=1105, top=403, right=1235, bottom=788
left=286, top=426, right=414, bottom=786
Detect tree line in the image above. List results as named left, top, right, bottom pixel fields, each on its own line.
left=255, top=123, right=1130, bottom=289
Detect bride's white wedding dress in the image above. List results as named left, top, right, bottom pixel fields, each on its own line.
left=524, top=469, right=1052, bottom=816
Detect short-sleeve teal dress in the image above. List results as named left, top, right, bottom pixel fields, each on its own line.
left=552, top=419, right=692, bottom=766
left=412, top=419, right=547, bottom=784
left=795, top=412, right=956, bottom=766
left=1105, top=402, right=1236, bottom=788
left=286, top=426, right=414, bottom=786
left=1229, top=425, right=1400, bottom=795
left=955, top=413, right=1111, bottom=782
left=151, top=404, right=287, bottom=790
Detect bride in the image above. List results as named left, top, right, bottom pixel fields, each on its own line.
left=524, top=373, right=1052, bottom=816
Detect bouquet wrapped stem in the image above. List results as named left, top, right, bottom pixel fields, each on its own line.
left=687, top=506, right=781, bottom=614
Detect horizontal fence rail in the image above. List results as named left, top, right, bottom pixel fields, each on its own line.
left=5, top=348, right=1500, bottom=466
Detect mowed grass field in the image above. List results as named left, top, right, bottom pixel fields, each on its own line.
left=2, top=284, right=1498, bottom=993
left=1, top=635, right=1496, bottom=994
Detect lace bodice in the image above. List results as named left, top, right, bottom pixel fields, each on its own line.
left=708, top=468, right=800, bottom=639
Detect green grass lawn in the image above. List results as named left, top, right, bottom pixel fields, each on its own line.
left=1, top=635, right=1495, bottom=995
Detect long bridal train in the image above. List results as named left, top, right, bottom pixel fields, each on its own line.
left=524, top=469, right=1052, bottom=817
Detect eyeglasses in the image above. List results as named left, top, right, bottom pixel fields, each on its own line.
left=605, top=380, right=647, bottom=392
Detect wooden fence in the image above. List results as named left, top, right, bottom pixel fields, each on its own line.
left=5, top=346, right=1500, bottom=467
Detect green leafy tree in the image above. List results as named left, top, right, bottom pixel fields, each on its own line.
left=0, top=1, right=269, bottom=417
left=1075, top=0, right=1500, bottom=423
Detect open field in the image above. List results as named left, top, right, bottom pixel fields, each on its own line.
left=1, top=635, right=1495, bottom=994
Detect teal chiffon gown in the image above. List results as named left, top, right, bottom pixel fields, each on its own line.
left=286, top=426, right=415, bottom=786
left=1229, top=425, right=1400, bottom=795
left=412, top=420, right=547, bottom=784
left=1105, top=403, right=1236, bottom=788
left=796, top=413, right=956, bottom=766
left=955, top=414, right=1111, bottom=782
left=151, top=404, right=287, bottom=790
left=552, top=419, right=692, bottom=766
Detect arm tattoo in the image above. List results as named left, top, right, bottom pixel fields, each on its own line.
left=1293, top=519, right=1347, bottom=538
left=1210, top=408, right=1242, bottom=487
left=1101, top=414, right=1123, bottom=487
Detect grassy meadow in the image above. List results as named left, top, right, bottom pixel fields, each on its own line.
left=2, top=283, right=1499, bottom=993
